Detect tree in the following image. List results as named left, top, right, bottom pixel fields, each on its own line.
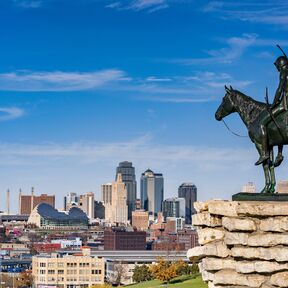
left=107, top=262, right=128, bottom=285
left=0, top=273, right=14, bottom=287
left=15, top=270, right=34, bottom=287
left=90, top=284, right=111, bottom=288
left=132, top=265, right=153, bottom=283
left=174, top=260, right=190, bottom=276
left=150, top=258, right=178, bottom=284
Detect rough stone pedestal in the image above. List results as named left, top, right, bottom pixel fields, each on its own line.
left=187, top=200, right=288, bottom=288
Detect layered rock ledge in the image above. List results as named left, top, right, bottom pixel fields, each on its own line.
left=187, top=200, right=288, bottom=288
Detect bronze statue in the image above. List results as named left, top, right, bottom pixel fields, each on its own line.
left=215, top=46, right=288, bottom=194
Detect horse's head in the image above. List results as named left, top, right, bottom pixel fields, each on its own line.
left=215, top=85, right=236, bottom=121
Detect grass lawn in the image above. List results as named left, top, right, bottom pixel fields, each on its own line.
left=125, top=275, right=207, bottom=288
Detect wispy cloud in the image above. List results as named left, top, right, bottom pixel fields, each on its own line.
left=127, top=71, right=251, bottom=103
left=0, top=107, right=25, bottom=122
left=0, top=136, right=254, bottom=173
left=0, top=69, right=250, bottom=103
left=106, top=0, right=169, bottom=13
left=12, top=0, right=42, bottom=8
left=0, top=70, right=125, bottom=92
left=202, top=1, right=288, bottom=26
left=172, top=33, right=258, bottom=65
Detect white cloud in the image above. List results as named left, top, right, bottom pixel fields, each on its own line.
left=106, top=0, right=169, bottom=12
left=0, top=107, right=25, bottom=122
left=203, top=1, right=288, bottom=26
left=0, top=68, right=250, bottom=103
left=0, top=135, right=266, bottom=212
left=146, top=76, right=172, bottom=82
left=0, top=136, right=253, bottom=173
left=172, top=33, right=258, bottom=65
left=0, top=69, right=125, bottom=91
left=12, top=0, right=42, bottom=8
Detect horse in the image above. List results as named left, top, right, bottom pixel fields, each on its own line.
left=215, top=86, right=288, bottom=193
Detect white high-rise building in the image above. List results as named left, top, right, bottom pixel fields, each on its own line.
left=101, top=183, right=112, bottom=204
left=105, top=174, right=128, bottom=224
left=80, top=192, right=95, bottom=219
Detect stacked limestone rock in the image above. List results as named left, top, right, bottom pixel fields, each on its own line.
left=187, top=200, right=288, bottom=288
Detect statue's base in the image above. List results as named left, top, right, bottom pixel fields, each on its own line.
left=232, top=192, right=288, bottom=201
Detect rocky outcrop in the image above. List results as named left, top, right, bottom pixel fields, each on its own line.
left=187, top=200, right=288, bottom=288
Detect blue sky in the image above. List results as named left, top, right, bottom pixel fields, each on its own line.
left=1, top=0, right=288, bottom=212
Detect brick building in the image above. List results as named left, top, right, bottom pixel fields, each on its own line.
left=19, top=189, right=55, bottom=215
left=177, top=230, right=198, bottom=250
left=104, top=228, right=146, bottom=250
left=131, top=210, right=149, bottom=231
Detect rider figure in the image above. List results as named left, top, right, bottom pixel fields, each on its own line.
left=255, top=51, right=288, bottom=165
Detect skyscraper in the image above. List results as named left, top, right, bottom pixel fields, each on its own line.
left=105, top=174, right=128, bottom=224
left=178, top=183, right=197, bottom=225
left=80, top=192, right=95, bottom=220
left=116, top=161, right=137, bottom=220
left=64, top=192, right=80, bottom=211
left=140, top=169, right=164, bottom=217
left=163, top=197, right=185, bottom=219
left=101, top=183, right=112, bottom=204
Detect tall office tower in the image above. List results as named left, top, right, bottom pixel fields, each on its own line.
left=178, top=183, right=197, bottom=225
left=101, top=183, right=112, bottom=204
left=105, top=174, right=128, bottom=225
left=241, top=182, right=256, bottom=193
left=116, top=161, right=137, bottom=220
left=64, top=192, right=79, bottom=211
left=80, top=192, right=95, bottom=219
left=140, top=169, right=164, bottom=217
left=162, top=197, right=185, bottom=219
left=94, top=201, right=105, bottom=219
left=19, top=188, right=55, bottom=215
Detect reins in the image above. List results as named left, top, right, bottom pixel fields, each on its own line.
left=222, top=119, right=248, bottom=138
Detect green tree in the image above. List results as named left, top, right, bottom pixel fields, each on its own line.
left=132, top=265, right=153, bottom=283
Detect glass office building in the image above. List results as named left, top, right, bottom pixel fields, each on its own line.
left=140, top=169, right=164, bottom=217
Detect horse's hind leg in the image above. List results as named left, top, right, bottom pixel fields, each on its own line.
left=274, top=145, right=284, bottom=167
left=269, top=148, right=276, bottom=193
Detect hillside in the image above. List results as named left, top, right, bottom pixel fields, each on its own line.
left=125, top=275, right=207, bottom=288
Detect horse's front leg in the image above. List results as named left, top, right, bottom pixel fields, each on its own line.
left=268, top=148, right=276, bottom=193
left=255, top=143, right=271, bottom=193
left=261, top=161, right=271, bottom=193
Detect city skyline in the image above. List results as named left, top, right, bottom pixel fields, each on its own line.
left=0, top=1, right=288, bottom=212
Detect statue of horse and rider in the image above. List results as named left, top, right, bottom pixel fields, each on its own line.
left=215, top=46, right=288, bottom=194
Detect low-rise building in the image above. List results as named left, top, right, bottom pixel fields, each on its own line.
left=28, top=203, right=89, bottom=230
left=51, top=237, right=82, bottom=249
left=177, top=229, right=199, bottom=250
left=32, top=248, right=105, bottom=288
left=104, top=228, right=146, bottom=250
left=131, top=210, right=149, bottom=231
